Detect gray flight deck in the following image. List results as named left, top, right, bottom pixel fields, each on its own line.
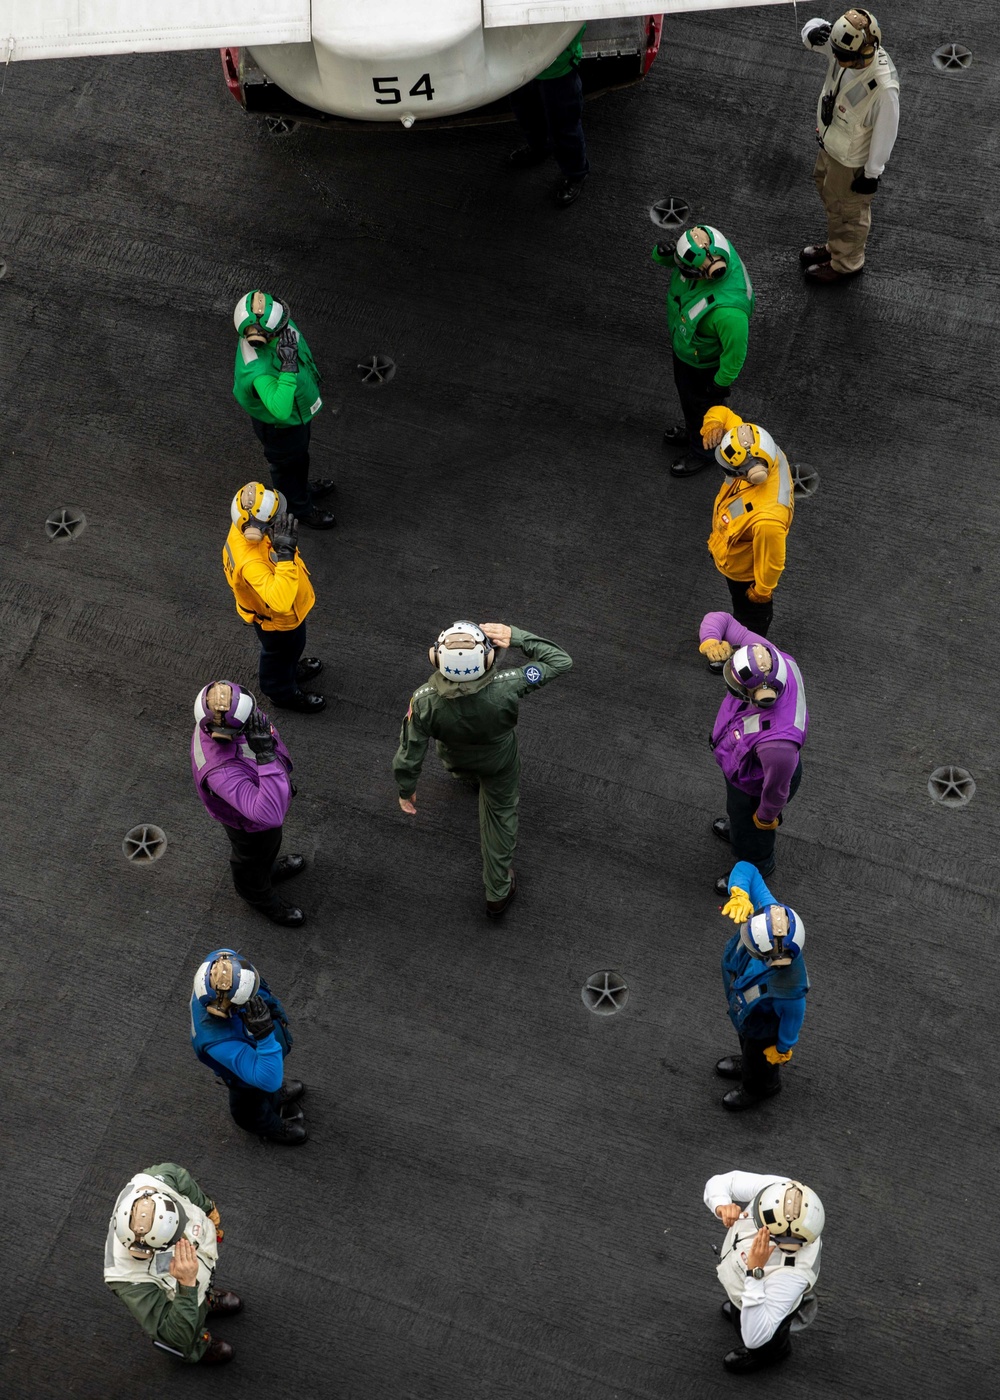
left=0, top=3, right=996, bottom=1396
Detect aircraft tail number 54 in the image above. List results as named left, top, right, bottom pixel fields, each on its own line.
left=373, top=74, right=436, bottom=105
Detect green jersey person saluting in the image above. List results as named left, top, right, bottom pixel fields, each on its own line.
left=393, top=622, right=573, bottom=916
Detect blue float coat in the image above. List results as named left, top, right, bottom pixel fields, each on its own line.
left=723, top=861, right=807, bottom=1052
left=189, top=982, right=290, bottom=1092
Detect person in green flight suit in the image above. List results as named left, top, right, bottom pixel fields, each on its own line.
left=393, top=621, right=573, bottom=916
left=507, top=26, right=590, bottom=206
left=232, top=289, right=336, bottom=529
left=651, top=226, right=756, bottom=478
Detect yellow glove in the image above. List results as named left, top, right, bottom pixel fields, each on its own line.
left=763, top=1046, right=793, bottom=1066
left=721, top=887, right=753, bottom=923
left=745, top=586, right=773, bottom=605
left=701, top=405, right=742, bottom=446
left=752, top=811, right=780, bottom=831
left=207, top=1206, right=223, bottom=1241
left=699, top=639, right=733, bottom=664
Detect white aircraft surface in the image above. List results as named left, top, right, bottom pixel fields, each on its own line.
left=0, top=2, right=794, bottom=127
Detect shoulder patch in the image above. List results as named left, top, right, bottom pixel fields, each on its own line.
left=523, top=665, right=542, bottom=685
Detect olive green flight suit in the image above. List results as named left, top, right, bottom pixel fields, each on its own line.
left=392, top=627, right=573, bottom=901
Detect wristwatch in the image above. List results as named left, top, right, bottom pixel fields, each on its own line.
left=746, top=1266, right=765, bottom=1280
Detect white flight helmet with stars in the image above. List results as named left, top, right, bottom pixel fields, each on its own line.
left=430, top=622, right=496, bottom=681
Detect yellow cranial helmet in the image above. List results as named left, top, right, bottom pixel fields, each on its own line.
left=716, top=422, right=778, bottom=481
left=230, top=482, right=284, bottom=533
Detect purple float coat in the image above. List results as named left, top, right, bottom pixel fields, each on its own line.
left=701, top=612, right=808, bottom=823
left=191, top=723, right=293, bottom=833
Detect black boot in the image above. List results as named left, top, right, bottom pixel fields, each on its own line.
left=486, top=870, right=517, bottom=917
left=264, top=1119, right=309, bottom=1146
left=715, top=1056, right=743, bottom=1079
left=724, top=1338, right=792, bottom=1373
left=272, top=854, right=305, bottom=883
left=268, top=689, right=326, bottom=714
left=722, top=1084, right=781, bottom=1111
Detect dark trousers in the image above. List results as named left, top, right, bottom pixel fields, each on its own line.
left=672, top=352, right=730, bottom=457
left=509, top=70, right=589, bottom=180
left=739, top=1033, right=781, bottom=1098
left=228, top=1080, right=286, bottom=1137
left=726, top=576, right=773, bottom=636
left=223, top=822, right=282, bottom=908
left=252, top=620, right=307, bottom=702
left=725, top=762, right=802, bottom=877
left=251, top=418, right=312, bottom=518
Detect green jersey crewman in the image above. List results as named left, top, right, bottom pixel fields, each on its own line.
left=652, top=225, right=755, bottom=479
left=232, top=289, right=336, bottom=529
left=393, top=621, right=573, bottom=916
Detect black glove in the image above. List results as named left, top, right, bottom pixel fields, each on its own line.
left=269, top=511, right=298, bottom=562
left=241, top=994, right=275, bottom=1042
left=654, top=242, right=673, bottom=260
left=850, top=173, right=880, bottom=195
left=808, top=21, right=831, bottom=46
left=276, top=326, right=299, bottom=374
left=244, top=708, right=277, bottom=765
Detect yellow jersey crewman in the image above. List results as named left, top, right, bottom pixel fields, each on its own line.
left=222, top=483, right=325, bottom=713
left=698, top=406, right=795, bottom=656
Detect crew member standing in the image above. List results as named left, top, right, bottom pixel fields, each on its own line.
left=800, top=11, right=899, bottom=282
left=232, top=289, right=335, bottom=527
left=508, top=26, right=590, bottom=207
left=703, top=1169, right=825, bottom=1372
left=393, top=621, right=573, bottom=916
left=698, top=612, right=808, bottom=895
left=652, top=226, right=755, bottom=477
left=105, top=1162, right=240, bottom=1365
left=223, top=481, right=325, bottom=713
left=191, top=680, right=307, bottom=928
left=701, top=406, right=795, bottom=641
left=715, top=864, right=809, bottom=1110
left=190, top=947, right=308, bottom=1146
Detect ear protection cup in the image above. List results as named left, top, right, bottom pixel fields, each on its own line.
left=754, top=686, right=779, bottom=708
left=428, top=645, right=438, bottom=669
left=705, top=254, right=728, bottom=280
left=746, top=460, right=769, bottom=485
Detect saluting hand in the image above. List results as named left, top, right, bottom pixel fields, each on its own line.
left=398, top=794, right=417, bottom=815
left=702, top=425, right=725, bottom=450
left=480, top=623, right=511, bottom=649
left=168, top=1238, right=199, bottom=1288
left=715, top=1204, right=742, bottom=1228
left=746, top=1225, right=776, bottom=1271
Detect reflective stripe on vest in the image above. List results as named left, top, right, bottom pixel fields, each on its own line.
left=817, top=49, right=899, bottom=167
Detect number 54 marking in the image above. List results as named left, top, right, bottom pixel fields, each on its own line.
left=372, top=74, right=435, bottom=105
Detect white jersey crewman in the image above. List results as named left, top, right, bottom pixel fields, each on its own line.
left=799, top=10, right=899, bottom=282
left=704, top=1168, right=824, bottom=1373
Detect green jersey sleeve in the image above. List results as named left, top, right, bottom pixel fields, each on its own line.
left=712, top=308, right=750, bottom=386
left=106, top=1279, right=206, bottom=1358
left=392, top=696, right=431, bottom=797
left=504, top=628, right=574, bottom=697
left=250, top=371, right=298, bottom=422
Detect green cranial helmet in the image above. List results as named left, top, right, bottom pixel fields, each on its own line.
left=673, top=225, right=733, bottom=281
left=233, top=289, right=290, bottom=342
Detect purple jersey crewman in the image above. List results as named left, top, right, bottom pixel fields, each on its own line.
left=698, top=612, right=808, bottom=890
left=191, top=680, right=308, bottom=928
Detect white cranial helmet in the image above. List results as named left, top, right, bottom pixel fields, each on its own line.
left=751, top=1180, right=825, bottom=1246
left=432, top=622, right=494, bottom=681
left=830, top=9, right=881, bottom=64
left=114, top=1185, right=187, bottom=1259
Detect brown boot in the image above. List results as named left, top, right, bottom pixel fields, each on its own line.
left=199, top=1336, right=234, bottom=1365
left=207, top=1288, right=243, bottom=1316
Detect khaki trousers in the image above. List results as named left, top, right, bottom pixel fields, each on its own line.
left=812, top=148, right=875, bottom=273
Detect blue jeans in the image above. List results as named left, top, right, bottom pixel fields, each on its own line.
left=252, top=620, right=307, bottom=702
left=251, top=418, right=311, bottom=518
left=509, top=69, right=589, bottom=180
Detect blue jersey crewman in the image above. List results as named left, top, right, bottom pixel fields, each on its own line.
left=715, top=861, right=809, bottom=1111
